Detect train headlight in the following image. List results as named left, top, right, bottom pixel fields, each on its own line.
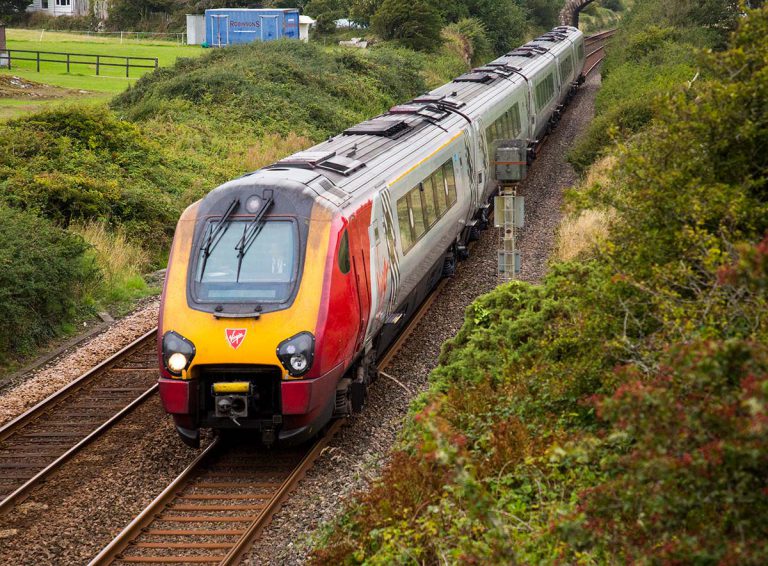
left=277, top=332, right=314, bottom=377
left=167, top=353, right=188, bottom=373
left=162, top=331, right=196, bottom=377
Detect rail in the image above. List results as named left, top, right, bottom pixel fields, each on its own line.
left=0, top=49, right=158, bottom=77
left=90, top=280, right=449, bottom=565
left=0, top=329, right=159, bottom=515
left=584, top=28, right=617, bottom=76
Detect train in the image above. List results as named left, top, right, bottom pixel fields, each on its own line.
left=158, top=26, right=586, bottom=447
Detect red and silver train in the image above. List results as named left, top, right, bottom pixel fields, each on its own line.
left=158, top=26, right=586, bottom=446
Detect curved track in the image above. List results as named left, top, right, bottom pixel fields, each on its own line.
left=584, top=28, right=616, bottom=75
left=90, top=281, right=446, bottom=566
left=0, top=328, right=158, bottom=514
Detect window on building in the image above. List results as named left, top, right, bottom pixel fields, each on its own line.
left=42, top=0, right=48, bottom=7
left=55, top=0, right=71, bottom=6
left=396, top=159, right=458, bottom=254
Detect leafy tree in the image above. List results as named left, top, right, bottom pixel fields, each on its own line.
left=305, top=0, right=349, bottom=33
left=348, top=0, right=381, bottom=26
left=525, top=0, right=561, bottom=29
left=462, top=0, right=527, bottom=54
left=0, top=0, right=32, bottom=23
left=371, top=0, right=442, bottom=51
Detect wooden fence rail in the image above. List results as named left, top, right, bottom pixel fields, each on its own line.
left=0, top=49, right=158, bottom=77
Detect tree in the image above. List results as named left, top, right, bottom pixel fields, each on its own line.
left=371, top=0, right=442, bottom=51
left=463, top=0, right=527, bottom=54
left=305, top=0, right=349, bottom=33
left=0, top=0, right=33, bottom=23
left=348, top=0, right=381, bottom=26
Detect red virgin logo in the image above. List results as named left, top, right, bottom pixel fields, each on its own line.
left=225, top=328, right=247, bottom=350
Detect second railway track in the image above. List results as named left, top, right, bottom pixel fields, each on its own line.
left=0, top=328, right=159, bottom=514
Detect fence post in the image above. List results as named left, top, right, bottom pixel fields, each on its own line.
left=126, top=58, right=129, bottom=78
left=96, top=54, right=100, bottom=76
left=154, top=57, right=158, bottom=70
left=37, top=51, right=40, bottom=72
left=66, top=53, right=70, bottom=73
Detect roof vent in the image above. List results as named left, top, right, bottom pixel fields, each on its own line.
left=344, top=117, right=409, bottom=138
left=276, top=150, right=336, bottom=169
left=454, top=72, right=494, bottom=84
left=316, top=155, right=365, bottom=176
left=474, top=65, right=515, bottom=78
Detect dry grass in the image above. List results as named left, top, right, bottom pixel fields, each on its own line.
left=556, top=209, right=614, bottom=261
left=70, top=221, right=150, bottom=305
left=583, top=154, right=618, bottom=188
left=243, top=132, right=313, bottom=170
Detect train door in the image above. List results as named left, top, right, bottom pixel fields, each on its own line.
left=348, top=210, right=372, bottom=352
left=476, top=117, right=490, bottom=197
left=463, top=133, right=480, bottom=215
left=260, top=16, right=278, bottom=41
left=365, top=190, right=398, bottom=343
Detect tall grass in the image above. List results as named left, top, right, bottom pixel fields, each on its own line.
left=243, top=132, right=313, bottom=170
left=70, top=221, right=152, bottom=309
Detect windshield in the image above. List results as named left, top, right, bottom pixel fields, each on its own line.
left=193, top=219, right=298, bottom=303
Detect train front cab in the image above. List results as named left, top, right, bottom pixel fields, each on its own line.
left=157, top=179, right=365, bottom=447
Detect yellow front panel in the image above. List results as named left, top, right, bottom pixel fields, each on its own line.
left=212, top=382, right=251, bottom=394
left=161, top=201, right=332, bottom=379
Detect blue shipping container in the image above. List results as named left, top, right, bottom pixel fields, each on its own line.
left=205, top=9, right=300, bottom=47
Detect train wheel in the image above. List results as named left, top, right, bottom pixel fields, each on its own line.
left=442, top=248, right=457, bottom=278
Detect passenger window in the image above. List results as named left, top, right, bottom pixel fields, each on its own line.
left=338, top=229, right=350, bottom=274
left=444, top=162, right=457, bottom=206
left=432, top=167, right=446, bottom=216
left=421, top=177, right=437, bottom=227
left=511, top=103, right=521, bottom=136
left=409, top=189, right=426, bottom=238
left=397, top=196, right=413, bottom=252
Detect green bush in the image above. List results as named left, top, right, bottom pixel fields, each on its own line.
left=371, top=0, right=444, bottom=52
left=568, top=0, right=739, bottom=172
left=0, top=207, right=95, bottom=363
left=0, top=107, right=179, bottom=250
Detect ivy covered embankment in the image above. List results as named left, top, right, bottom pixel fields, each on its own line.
left=313, top=3, right=768, bottom=564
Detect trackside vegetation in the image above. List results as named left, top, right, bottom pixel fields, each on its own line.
left=312, top=3, right=768, bottom=564
left=0, top=40, right=463, bottom=366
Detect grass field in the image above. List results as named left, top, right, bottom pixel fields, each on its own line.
left=0, top=29, right=204, bottom=119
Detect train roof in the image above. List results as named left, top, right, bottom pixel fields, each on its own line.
left=223, top=26, right=583, bottom=212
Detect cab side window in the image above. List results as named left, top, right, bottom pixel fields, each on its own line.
left=338, top=229, right=350, bottom=274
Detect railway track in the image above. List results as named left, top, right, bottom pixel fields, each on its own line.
left=90, top=280, right=447, bottom=566
left=0, top=328, right=158, bottom=514
left=584, top=28, right=616, bottom=76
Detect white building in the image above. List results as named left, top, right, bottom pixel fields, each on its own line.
left=27, top=0, right=109, bottom=19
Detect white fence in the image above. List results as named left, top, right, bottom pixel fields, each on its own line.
left=28, top=29, right=187, bottom=44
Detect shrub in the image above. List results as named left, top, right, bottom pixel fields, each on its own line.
left=574, top=339, right=768, bottom=563
left=371, top=0, right=443, bottom=52
left=443, top=17, right=492, bottom=65
left=0, top=207, right=95, bottom=363
left=0, top=107, right=179, bottom=251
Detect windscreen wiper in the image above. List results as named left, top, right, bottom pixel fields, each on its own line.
left=235, top=189, right=274, bottom=280
left=199, top=198, right=239, bottom=277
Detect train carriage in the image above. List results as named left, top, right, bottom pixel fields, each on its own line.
left=158, top=26, right=586, bottom=447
